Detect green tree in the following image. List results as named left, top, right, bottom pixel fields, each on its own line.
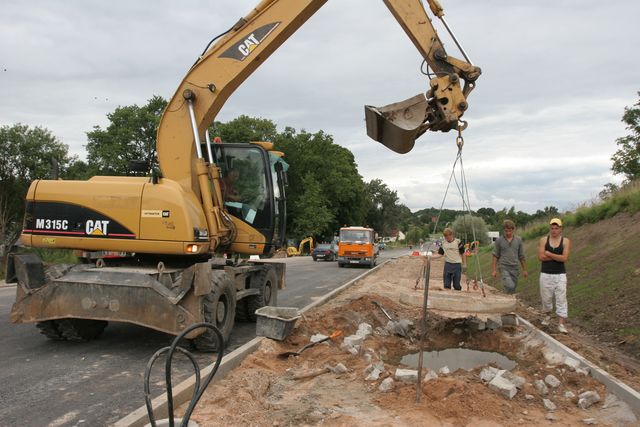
left=63, top=159, right=100, bottom=180
left=611, top=92, right=640, bottom=182
left=396, top=205, right=414, bottom=235
left=0, top=124, right=74, bottom=269
left=212, top=115, right=278, bottom=143
left=364, top=179, right=404, bottom=236
left=86, top=95, right=167, bottom=175
left=405, top=225, right=430, bottom=246
left=531, top=206, right=559, bottom=223
left=275, top=127, right=367, bottom=240
left=290, top=173, right=334, bottom=238
left=599, top=183, right=619, bottom=201
left=451, top=214, right=490, bottom=245
left=477, top=207, right=496, bottom=225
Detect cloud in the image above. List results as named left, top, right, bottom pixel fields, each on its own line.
left=1, top=0, right=638, bottom=215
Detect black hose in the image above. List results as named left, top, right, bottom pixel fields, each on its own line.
left=144, top=322, right=224, bottom=427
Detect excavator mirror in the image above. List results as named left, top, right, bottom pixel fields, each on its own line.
left=365, top=94, right=429, bottom=154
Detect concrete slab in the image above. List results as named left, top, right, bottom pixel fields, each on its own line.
left=399, top=285, right=516, bottom=320
left=402, top=255, right=517, bottom=319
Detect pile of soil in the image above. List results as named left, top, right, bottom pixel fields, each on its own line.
left=180, top=256, right=640, bottom=426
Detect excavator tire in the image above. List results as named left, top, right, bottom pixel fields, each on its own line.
left=235, top=299, right=249, bottom=322
left=246, top=268, right=276, bottom=322
left=192, top=270, right=236, bottom=352
left=56, top=319, right=108, bottom=342
left=36, top=320, right=65, bottom=341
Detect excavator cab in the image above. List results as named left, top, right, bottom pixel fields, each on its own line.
left=210, top=143, right=288, bottom=256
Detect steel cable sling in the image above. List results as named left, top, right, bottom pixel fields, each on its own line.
left=431, top=125, right=486, bottom=297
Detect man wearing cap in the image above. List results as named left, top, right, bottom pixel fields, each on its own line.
left=538, top=218, right=572, bottom=333
left=492, top=219, right=528, bottom=294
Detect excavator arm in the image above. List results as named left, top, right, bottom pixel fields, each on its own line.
left=156, top=0, right=480, bottom=250
left=157, top=0, right=480, bottom=191
left=366, top=0, right=481, bottom=153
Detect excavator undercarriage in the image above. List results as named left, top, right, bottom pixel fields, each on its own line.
left=8, top=253, right=283, bottom=350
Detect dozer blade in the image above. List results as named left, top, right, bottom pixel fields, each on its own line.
left=365, top=94, right=429, bottom=154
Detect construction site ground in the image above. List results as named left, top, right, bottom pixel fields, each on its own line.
left=176, top=255, right=640, bottom=426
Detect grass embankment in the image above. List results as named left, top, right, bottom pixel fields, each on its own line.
left=468, top=182, right=640, bottom=358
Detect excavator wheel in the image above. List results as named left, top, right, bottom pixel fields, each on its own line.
left=192, top=270, right=236, bottom=352
left=36, top=320, right=65, bottom=341
left=246, top=268, right=276, bottom=322
left=56, top=319, right=108, bottom=342
left=234, top=299, right=249, bottom=322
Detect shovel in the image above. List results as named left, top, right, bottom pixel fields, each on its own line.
left=277, top=330, right=342, bottom=359
left=372, top=301, right=410, bottom=337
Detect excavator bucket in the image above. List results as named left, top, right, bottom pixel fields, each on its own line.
left=365, top=94, right=429, bottom=154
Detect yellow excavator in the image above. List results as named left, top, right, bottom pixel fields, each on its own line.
left=8, top=0, right=480, bottom=350
left=287, top=237, right=314, bottom=257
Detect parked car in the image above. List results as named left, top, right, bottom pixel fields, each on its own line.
left=378, top=242, right=386, bottom=250
left=312, top=243, right=337, bottom=261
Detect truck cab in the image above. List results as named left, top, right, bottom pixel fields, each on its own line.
left=337, top=226, right=378, bottom=268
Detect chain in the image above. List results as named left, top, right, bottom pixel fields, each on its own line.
left=455, top=121, right=466, bottom=152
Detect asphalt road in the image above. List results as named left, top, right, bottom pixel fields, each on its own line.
left=0, top=248, right=406, bottom=427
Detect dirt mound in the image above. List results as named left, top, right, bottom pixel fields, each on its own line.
left=180, top=256, right=638, bottom=426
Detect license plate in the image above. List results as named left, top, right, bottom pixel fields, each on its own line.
left=350, top=260, right=359, bottom=264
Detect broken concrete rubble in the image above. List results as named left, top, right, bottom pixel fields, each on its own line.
left=378, top=377, right=394, bottom=392
left=545, top=374, right=561, bottom=388
left=364, top=361, right=385, bottom=381
left=542, top=348, right=566, bottom=365
left=466, top=316, right=486, bottom=331
left=534, top=379, right=549, bottom=396
left=356, top=322, right=372, bottom=338
left=394, top=368, right=418, bottom=383
left=565, top=356, right=582, bottom=370
left=170, top=256, right=639, bottom=427
left=488, top=374, right=518, bottom=399
left=578, top=391, right=602, bottom=409
left=486, top=315, right=503, bottom=330
left=479, top=366, right=500, bottom=383
left=423, top=370, right=438, bottom=382
left=543, top=398, right=558, bottom=411
left=501, top=370, right=525, bottom=389
left=501, top=313, right=519, bottom=326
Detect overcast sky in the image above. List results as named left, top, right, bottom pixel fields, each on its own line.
left=2, top=0, right=638, bottom=214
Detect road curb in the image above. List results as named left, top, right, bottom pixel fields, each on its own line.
left=115, top=259, right=390, bottom=427
left=0, top=280, right=15, bottom=288
left=517, top=315, right=640, bottom=416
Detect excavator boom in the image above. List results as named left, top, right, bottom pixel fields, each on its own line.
left=158, top=0, right=480, bottom=194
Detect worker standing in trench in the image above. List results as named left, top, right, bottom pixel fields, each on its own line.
left=436, top=228, right=466, bottom=291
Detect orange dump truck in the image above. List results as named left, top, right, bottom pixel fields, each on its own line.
left=337, top=226, right=378, bottom=268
